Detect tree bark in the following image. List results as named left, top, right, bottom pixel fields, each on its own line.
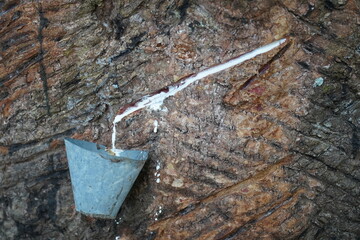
left=1, top=0, right=359, bottom=239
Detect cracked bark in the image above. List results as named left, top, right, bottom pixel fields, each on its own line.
left=0, top=0, right=359, bottom=239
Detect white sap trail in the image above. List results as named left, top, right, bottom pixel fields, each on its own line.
left=153, top=120, right=159, bottom=133
left=111, top=38, right=286, bottom=154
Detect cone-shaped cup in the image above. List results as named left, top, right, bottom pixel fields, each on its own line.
left=64, top=138, right=148, bottom=219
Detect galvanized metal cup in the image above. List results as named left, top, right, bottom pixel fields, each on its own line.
left=64, top=138, right=148, bottom=219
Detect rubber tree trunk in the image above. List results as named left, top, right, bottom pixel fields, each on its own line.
left=0, top=0, right=359, bottom=239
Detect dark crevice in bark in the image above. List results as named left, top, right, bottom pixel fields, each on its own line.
left=178, top=0, right=191, bottom=24
left=0, top=0, right=20, bottom=14
left=112, top=14, right=126, bottom=40
left=1, top=32, right=29, bottom=51
left=14, top=170, right=68, bottom=239
left=0, top=53, right=42, bottom=86
left=281, top=2, right=356, bottom=52
left=60, top=72, right=81, bottom=90
left=111, top=32, right=147, bottom=61
left=351, top=128, right=360, bottom=157
left=282, top=4, right=336, bottom=39
left=296, top=61, right=311, bottom=70
left=37, top=1, right=51, bottom=116
left=293, top=149, right=360, bottom=183
left=7, top=127, right=76, bottom=155
left=223, top=194, right=295, bottom=240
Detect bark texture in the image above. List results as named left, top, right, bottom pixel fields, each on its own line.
left=1, top=0, right=359, bottom=239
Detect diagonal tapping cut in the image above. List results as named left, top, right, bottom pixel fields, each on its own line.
left=111, top=38, right=288, bottom=154
left=224, top=39, right=293, bottom=106
left=239, top=40, right=292, bottom=91
left=149, top=155, right=293, bottom=230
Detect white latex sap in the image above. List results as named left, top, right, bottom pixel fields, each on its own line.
left=111, top=38, right=287, bottom=155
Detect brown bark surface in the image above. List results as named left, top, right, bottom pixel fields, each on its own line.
left=1, top=0, right=359, bottom=239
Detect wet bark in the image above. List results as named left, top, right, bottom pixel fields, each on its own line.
left=1, top=0, right=359, bottom=239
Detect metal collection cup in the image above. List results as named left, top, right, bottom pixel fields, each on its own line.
left=64, top=138, right=148, bottom=219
